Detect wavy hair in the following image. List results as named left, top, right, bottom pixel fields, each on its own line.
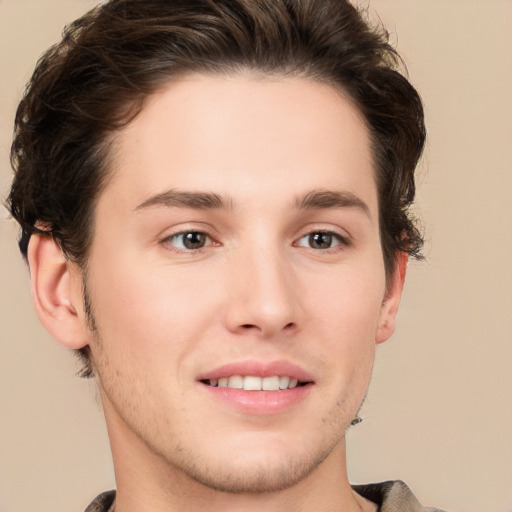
left=8, top=0, right=426, bottom=376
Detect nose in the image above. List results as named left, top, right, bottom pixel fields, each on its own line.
left=222, top=247, right=301, bottom=339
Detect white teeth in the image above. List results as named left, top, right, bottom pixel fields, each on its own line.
left=208, top=375, right=303, bottom=391
left=279, top=376, right=290, bottom=389
left=227, top=375, right=243, bottom=389
left=262, top=376, right=280, bottom=391
left=243, top=376, right=262, bottom=391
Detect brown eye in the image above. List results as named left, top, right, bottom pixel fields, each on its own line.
left=167, top=231, right=210, bottom=250
left=309, top=232, right=334, bottom=249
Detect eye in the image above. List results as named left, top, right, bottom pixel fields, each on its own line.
left=296, top=231, right=347, bottom=250
left=165, top=231, right=212, bottom=251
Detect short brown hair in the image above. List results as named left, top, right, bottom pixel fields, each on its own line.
left=8, top=0, right=426, bottom=376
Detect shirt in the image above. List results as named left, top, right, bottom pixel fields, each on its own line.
left=84, top=480, right=447, bottom=511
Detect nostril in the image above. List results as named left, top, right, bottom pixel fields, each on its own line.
left=232, top=319, right=297, bottom=337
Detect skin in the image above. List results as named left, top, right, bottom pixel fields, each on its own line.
left=29, top=74, right=406, bottom=512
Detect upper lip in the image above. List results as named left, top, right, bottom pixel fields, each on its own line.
left=197, top=360, right=314, bottom=383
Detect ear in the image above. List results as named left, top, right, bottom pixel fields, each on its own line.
left=375, top=251, right=408, bottom=344
left=27, top=233, right=89, bottom=349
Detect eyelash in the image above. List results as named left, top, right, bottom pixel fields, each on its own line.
left=161, top=231, right=216, bottom=252
left=294, top=231, right=351, bottom=252
left=160, top=229, right=350, bottom=254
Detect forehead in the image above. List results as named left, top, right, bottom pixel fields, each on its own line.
left=102, top=73, right=375, bottom=212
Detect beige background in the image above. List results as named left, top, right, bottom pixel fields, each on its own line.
left=1, top=1, right=511, bottom=511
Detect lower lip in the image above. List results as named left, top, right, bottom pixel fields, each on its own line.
left=199, top=383, right=313, bottom=415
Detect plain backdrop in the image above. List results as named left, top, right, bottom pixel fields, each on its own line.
left=1, top=1, right=511, bottom=511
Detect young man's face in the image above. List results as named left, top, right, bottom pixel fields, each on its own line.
left=74, top=74, right=403, bottom=492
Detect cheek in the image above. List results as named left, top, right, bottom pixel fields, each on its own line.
left=309, top=265, right=385, bottom=344
left=86, top=253, right=220, bottom=366
left=305, top=261, right=385, bottom=389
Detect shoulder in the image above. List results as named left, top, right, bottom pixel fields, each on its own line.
left=352, top=480, right=447, bottom=512
left=84, top=490, right=116, bottom=512
left=84, top=484, right=448, bottom=512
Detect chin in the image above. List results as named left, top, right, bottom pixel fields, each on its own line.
left=162, top=436, right=337, bottom=495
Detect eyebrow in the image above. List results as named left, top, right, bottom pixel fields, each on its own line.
left=295, top=189, right=371, bottom=217
left=134, top=189, right=233, bottom=211
left=134, top=187, right=370, bottom=217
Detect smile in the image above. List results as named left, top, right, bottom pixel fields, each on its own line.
left=197, top=360, right=314, bottom=413
left=204, top=375, right=304, bottom=391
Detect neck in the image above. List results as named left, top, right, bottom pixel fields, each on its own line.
left=103, top=402, right=374, bottom=512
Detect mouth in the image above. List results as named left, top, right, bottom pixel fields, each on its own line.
left=197, top=361, right=314, bottom=414
left=201, top=375, right=310, bottom=391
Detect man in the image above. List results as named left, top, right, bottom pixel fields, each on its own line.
left=7, top=0, right=444, bottom=510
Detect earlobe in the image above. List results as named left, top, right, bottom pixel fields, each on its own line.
left=27, top=233, right=89, bottom=350
left=375, top=251, right=408, bottom=344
